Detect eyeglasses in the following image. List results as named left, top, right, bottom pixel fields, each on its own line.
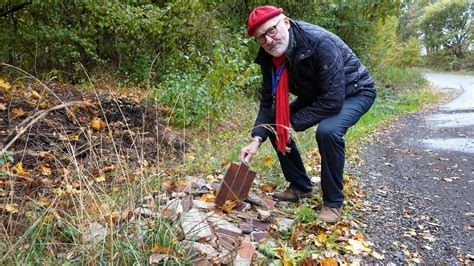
left=254, top=19, right=283, bottom=45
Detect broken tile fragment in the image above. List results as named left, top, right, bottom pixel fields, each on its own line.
left=262, top=198, right=276, bottom=209
left=149, top=253, right=171, bottom=264
left=277, top=217, right=295, bottom=232
left=180, top=209, right=214, bottom=241
left=216, top=233, right=236, bottom=251
left=134, top=207, right=154, bottom=217
left=236, top=202, right=251, bottom=212
left=215, top=227, right=241, bottom=238
left=185, top=242, right=220, bottom=259
left=181, top=193, right=193, bottom=212
left=239, top=223, right=253, bottom=234
left=234, top=241, right=255, bottom=266
left=257, top=209, right=272, bottom=222
left=208, top=213, right=242, bottom=236
left=247, top=218, right=270, bottom=231
left=164, top=198, right=183, bottom=216
left=250, top=231, right=270, bottom=243
left=193, top=200, right=216, bottom=209
left=246, top=194, right=266, bottom=208
left=83, top=222, right=106, bottom=245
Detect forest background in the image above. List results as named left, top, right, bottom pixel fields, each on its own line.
left=0, top=0, right=472, bottom=264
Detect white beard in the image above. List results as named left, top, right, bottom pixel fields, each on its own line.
left=266, top=39, right=289, bottom=57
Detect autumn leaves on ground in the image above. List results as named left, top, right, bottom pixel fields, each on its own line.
left=0, top=73, right=401, bottom=264
left=0, top=66, right=441, bottom=264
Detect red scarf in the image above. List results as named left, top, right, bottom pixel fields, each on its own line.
left=272, top=56, right=289, bottom=154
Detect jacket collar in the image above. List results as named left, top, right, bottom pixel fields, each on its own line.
left=254, top=20, right=314, bottom=65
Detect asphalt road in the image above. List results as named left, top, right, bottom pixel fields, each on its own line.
left=356, top=73, right=474, bottom=264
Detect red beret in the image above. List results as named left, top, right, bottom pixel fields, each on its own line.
left=247, top=6, right=283, bottom=36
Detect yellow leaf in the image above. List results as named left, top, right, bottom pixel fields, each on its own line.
left=39, top=100, right=49, bottom=109
left=31, top=90, right=42, bottom=99
left=91, top=117, right=105, bottom=131
left=53, top=188, right=65, bottom=196
left=38, top=164, right=52, bottom=176
left=68, top=135, right=80, bottom=141
left=11, top=107, right=27, bottom=118
left=3, top=203, right=19, bottom=214
left=262, top=155, right=273, bottom=167
left=318, top=232, right=327, bottom=243
left=371, top=251, right=384, bottom=260
left=95, top=175, right=106, bottom=183
left=319, top=258, right=338, bottom=266
left=38, top=197, right=52, bottom=207
left=16, top=81, right=25, bottom=88
left=12, top=162, right=26, bottom=175
left=219, top=199, right=238, bottom=213
left=347, top=239, right=371, bottom=255
left=200, top=193, right=216, bottom=202
left=0, top=78, right=12, bottom=90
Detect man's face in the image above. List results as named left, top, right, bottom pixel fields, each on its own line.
left=253, top=16, right=290, bottom=57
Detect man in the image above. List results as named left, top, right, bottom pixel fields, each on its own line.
left=239, top=6, right=376, bottom=223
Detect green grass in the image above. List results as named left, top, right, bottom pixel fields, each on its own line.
left=0, top=67, right=444, bottom=264
left=411, top=66, right=474, bottom=76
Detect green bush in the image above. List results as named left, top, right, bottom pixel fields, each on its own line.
left=155, top=36, right=259, bottom=128
left=1, top=1, right=220, bottom=83
left=385, top=37, right=423, bottom=68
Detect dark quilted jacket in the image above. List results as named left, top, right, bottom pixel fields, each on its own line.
left=251, top=20, right=376, bottom=141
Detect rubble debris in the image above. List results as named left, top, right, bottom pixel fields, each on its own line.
left=180, top=209, right=214, bottom=241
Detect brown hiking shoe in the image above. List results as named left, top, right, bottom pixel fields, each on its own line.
left=318, top=206, right=342, bottom=223
left=272, top=186, right=314, bottom=202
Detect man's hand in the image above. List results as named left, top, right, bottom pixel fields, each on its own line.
left=239, top=141, right=260, bottom=164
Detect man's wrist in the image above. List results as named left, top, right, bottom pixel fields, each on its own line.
left=252, top=136, right=263, bottom=145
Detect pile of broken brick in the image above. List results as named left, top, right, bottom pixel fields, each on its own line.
left=144, top=175, right=296, bottom=265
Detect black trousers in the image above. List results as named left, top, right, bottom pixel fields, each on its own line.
left=270, top=92, right=375, bottom=208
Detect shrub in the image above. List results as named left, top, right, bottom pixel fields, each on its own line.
left=154, top=35, right=259, bottom=128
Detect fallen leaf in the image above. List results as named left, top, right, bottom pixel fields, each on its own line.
left=68, top=135, right=80, bottom=141
left=149, top=253, right=170, bottom=264
left=2, top=203, right=19, bottom=213
left=219, top=199, right=238, bottom=213
left=161, top=180, right=176, bottom=192
left=0, top=103, right=6, bottom=111
left=151, top=245, right=171, bottom=254
left=259, top=184, right=277, bottom=193
left=91, top=117, right=105, bottom=131
left=0, top=78, right=12, bottom=90
left=319, top=258, right=338, bottom=266
left=262, top=155, right=274, bottom=167
left=371, top=251, right=384, bottom=260
left=104, top=211, right=131, bottom=224
left=412, top=258, right=421, bottom=263
left=347, top=239, right=371, bottom=255
left=38, top=164, right=52, bottom=176
left=290, top=226, right=298, bottom=247
left=11, top=107, right=27, bottom=118
left=318, top=232, right=327, bottom=243
left=201, top=194, right=215, bottom=202
left=30, top=90, right=42, bottom=99
left=95, top=175, right=106, bottom=183
left=16, top=81, right=25, bottom=88
left=38, top=197, right=52, bottom=207
left=12, top=162, right=26, bottom=175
